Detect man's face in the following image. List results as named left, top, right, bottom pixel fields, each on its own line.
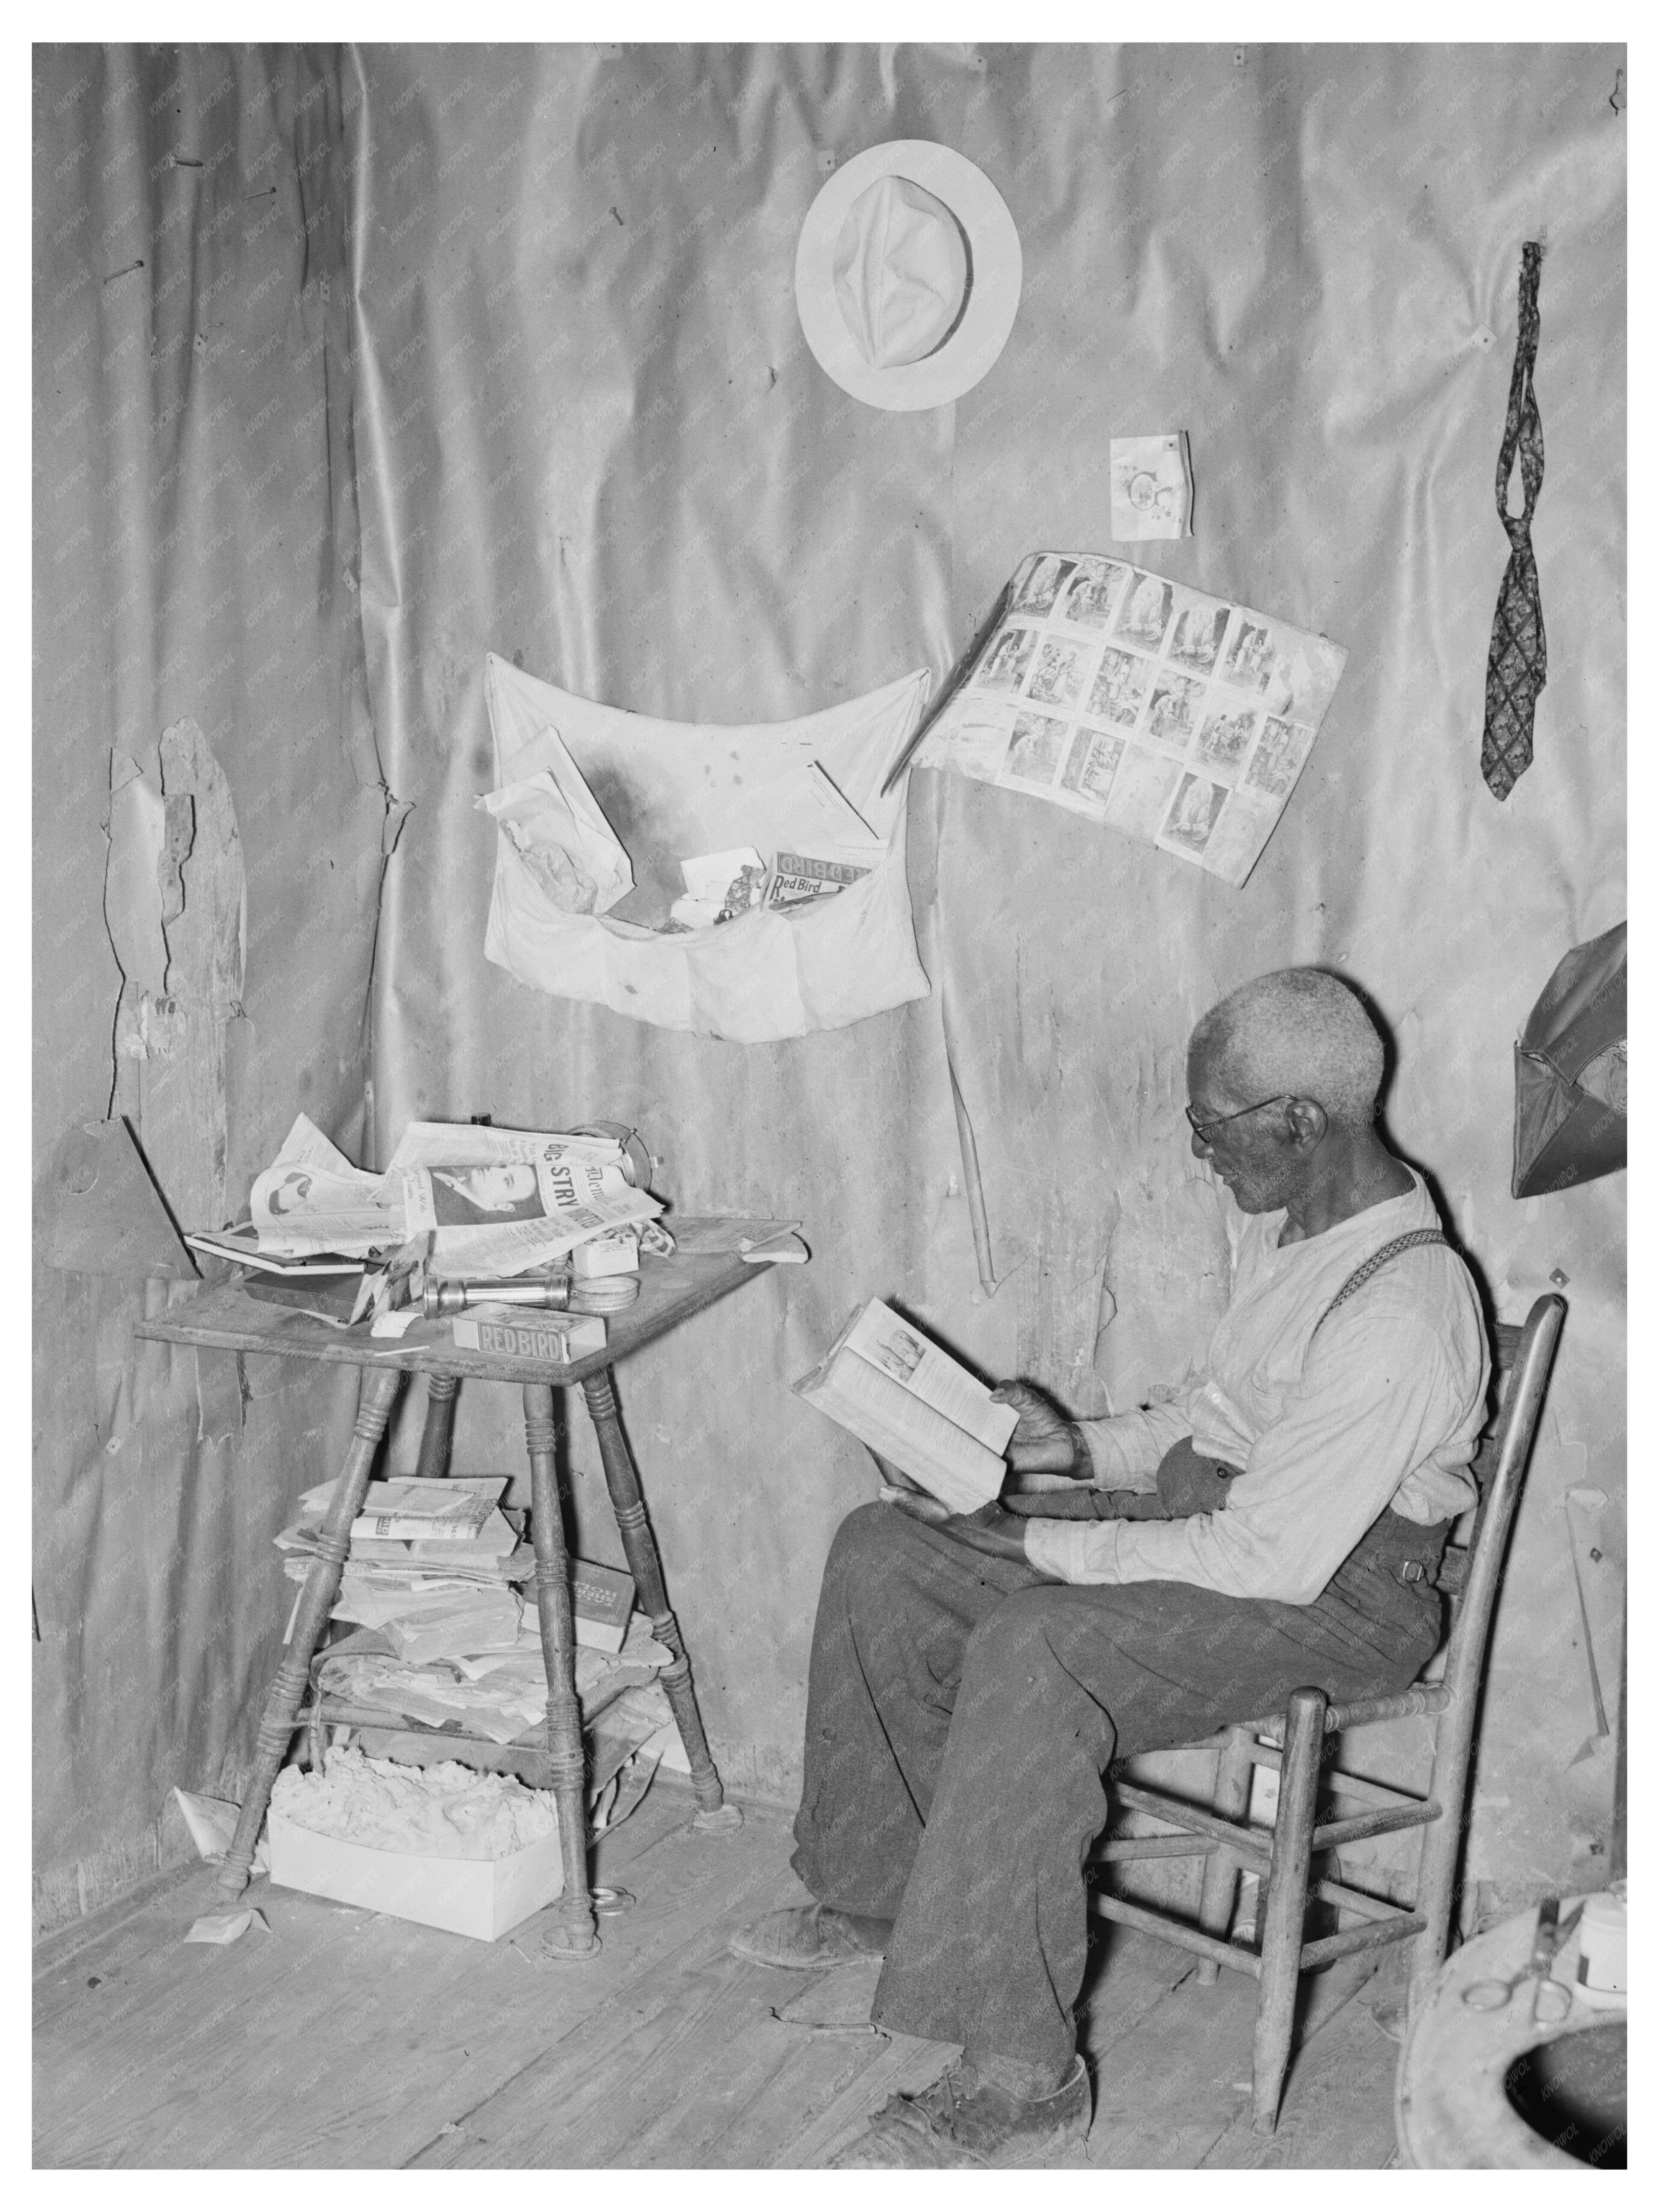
left=462, top=1164, right=538, bottom=1210
left=1185, top=1042, right=1305, bottom=1214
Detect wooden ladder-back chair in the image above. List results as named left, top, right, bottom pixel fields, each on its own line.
left=1086, top=1292, right=1566, bottom=2137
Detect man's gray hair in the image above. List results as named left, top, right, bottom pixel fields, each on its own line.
left=1191, top=969, right=1385, bottom=1127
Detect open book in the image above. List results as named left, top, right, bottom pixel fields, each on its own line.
left=793, top=1301, right=1018, bottom=1515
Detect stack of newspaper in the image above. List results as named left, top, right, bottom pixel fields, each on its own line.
left=278, top=1473, right=671, bottom=1745
left=189, top=1115, right=664, bottom=1280
left=277, top=1476, right=530, bottom=1662
left=316, top=1619, right=674, bottom=1748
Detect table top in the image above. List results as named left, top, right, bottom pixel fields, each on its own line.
left=133, top=1214, right=797, bottom=1383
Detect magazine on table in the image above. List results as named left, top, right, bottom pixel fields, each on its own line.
left=914, top=550, right=1347, bottom=886
left=794, top=1299, right=1017, bottom=1516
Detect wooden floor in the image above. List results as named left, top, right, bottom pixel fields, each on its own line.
left=35, top=1783, right=1402, bottom=2169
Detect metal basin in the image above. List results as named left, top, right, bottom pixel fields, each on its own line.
left=1505, top=2020, right=1626, bottom=2169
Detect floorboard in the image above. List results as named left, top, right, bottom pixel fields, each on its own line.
left=35, top=1787, right=1401, bottom=2169
left=1086, top=1960, right=1261, bottom=2167
left=1199, top=1982, right=1401, bottom=2169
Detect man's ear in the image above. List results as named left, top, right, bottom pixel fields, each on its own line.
left=1285, top=1096, right=1328, bottom=1149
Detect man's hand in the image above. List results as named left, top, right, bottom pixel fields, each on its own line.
left=886, top=1493, right=1030, bottom=1560
left=868, top=1451, right=954, bottom=1524
left=882, top=1485, right=954, bottom=1527
left=992, top=1381, right=1087, bottom=1478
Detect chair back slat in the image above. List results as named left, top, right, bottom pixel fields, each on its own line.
left=1440, top=1296, right=1566, bottom=1697
left=1436, top=1320, right=1521, bottom=1596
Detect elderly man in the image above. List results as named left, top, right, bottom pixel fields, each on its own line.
left=732, top=968, right=1489, bottom=2167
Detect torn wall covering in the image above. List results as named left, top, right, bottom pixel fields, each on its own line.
left=32, top=46, right=385, bottom=1931
left=35, top=44, right=1624, bottom=1932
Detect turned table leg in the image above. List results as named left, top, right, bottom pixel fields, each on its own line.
left=219, top=1363, right=403, bottom=1898
left=415, top=1369, right=461, bottom=1480
left=581, top=1367, right=740, bottom=1831
left=524, top=1381, right=599, bottom=1957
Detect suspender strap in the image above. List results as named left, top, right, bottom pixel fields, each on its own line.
left=1310, top=1229, right=1450, bottom=1340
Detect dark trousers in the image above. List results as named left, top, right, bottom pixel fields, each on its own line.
left=790, top=1481, right=1446, bottom=2075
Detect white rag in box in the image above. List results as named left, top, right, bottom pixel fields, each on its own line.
left=478, top=655, right=931, bottom=1040
left=267, top=1748, right=564, bottom=1942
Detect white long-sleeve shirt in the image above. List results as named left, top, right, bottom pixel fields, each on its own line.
left=1022, top=1170, right=1489, bottom=1603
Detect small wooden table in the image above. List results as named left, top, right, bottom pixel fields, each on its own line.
left=133, top=1216, right=791, bottom=1956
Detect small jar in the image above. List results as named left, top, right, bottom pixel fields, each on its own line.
left=1574, top=1884, right=1627, bottom=2004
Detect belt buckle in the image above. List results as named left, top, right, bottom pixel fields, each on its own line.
left=1398, top=1559, right=1425, bottom=1585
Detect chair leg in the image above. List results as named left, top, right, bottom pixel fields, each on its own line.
left=1251, top=1686, right=1325, bottom=2136
left=1408, top=1686, right=1478, bottom=2021
left=1196, top=1725, right=1255, bottom=1986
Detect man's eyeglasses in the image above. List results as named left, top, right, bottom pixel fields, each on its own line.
left=1184, top=1094, right=1293, bottom=1144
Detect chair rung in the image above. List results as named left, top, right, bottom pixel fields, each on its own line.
left=1311, top=1802, right=1438, bottom=1850
left=1251, top=1684, right=1451, bottom=1744
left=1299, top=1914, right=1426, bottom=1970
left=1111, top=1784, right=1271, bottom=1867
left=1094, top=1834, right=1220, bottom=1864
left=1321, top=1769, right=1429, bottom=1812
left=1173, top=1683, right=1452, bottom=1758
left=1312, top=1875, right=1413, bottom=1924
left=1089, top=1890, right=1261, bottom=1978
left=1221, top=1739, right=1427, bottom=1815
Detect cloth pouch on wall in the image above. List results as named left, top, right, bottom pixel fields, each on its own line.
left=1512, top=920, right=1626, bottom=1199
left=479, top=655, right=933, bottom=1041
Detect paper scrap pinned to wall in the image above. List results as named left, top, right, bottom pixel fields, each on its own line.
left=914, top=550, right=1347, bottom=886
left=1109, top=433, right=1193, bottom=540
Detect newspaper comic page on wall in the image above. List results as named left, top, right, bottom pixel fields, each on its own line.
left=479, top=655, right=932, bottom=1042
left=915, top=552, right=1347, bottom=884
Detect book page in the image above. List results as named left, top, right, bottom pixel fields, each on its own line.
left=797, top=1352, right=1005, bottom=1514
left=844, top=1300, right=1018, bottom=1454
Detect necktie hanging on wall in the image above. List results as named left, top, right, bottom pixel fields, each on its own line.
left=1480, top=241, right=1547, bottom=801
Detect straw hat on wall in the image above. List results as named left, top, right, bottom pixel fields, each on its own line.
left=795, top=139, right=1023, bottom=411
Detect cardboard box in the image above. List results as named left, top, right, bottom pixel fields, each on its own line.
left=267, top=1810, right=564, bottom=1941
left=451, top=1311, right=606, bottom=1361
left=571, top=1232, right=640, bottom=1279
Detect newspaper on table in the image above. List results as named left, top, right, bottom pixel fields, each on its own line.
left=913, top=551, right=1347, bottom=886
left=246, top=1113, right=400, bottom=1256
left=388, top=1120, right=661, bottom=1275
left=240, top=1114, right=662, bottom=1275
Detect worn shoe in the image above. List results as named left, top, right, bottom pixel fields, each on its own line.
left=830, top=2053, right=1092, bottom=2169
left=728, top=1902, right=893, bottom=1970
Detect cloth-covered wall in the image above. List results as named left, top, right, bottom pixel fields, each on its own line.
left=33, top=44, right=1624, bottom=1935
left=347, top=41, right=1624, bottom=1905
left=31, top=45, right=385, bottom=1931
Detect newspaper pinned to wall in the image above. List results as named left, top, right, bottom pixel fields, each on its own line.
left=914, top=551, right=1347, bottom=886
